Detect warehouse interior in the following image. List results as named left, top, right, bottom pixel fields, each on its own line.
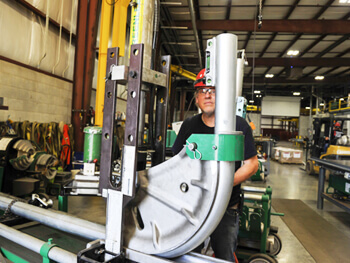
left=0, top=0, right=350, bottom=263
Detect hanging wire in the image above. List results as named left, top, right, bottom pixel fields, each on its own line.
left=251, top=1, right=258, bottom=102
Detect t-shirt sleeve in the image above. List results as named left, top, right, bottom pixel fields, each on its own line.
left=242, top=120, right=257, bottom=160
left=172, top=119, right=190, bottom=155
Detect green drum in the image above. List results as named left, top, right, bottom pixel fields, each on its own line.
left=83, top=126, right=102, bottom=163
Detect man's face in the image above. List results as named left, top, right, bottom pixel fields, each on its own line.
left=195, top=87, right=216, bottom=116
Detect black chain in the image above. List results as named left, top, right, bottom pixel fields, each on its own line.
left=3, top=199, right=19, bottom=217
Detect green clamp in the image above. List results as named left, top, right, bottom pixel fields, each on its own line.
left=40, top=238, right=58, bottom=263
left=186, top=133, right=244, bottom=161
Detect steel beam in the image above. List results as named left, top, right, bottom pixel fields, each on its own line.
left=174, top=20, right=350, bottom=34
left=243, top=76, right=350, bottom=85
left=246, top=58, right=350, bottom=67
left=186, top=57, right=350, bottom=67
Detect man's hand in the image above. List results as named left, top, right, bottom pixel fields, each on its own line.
left=233, top=155, right=259, bottom=186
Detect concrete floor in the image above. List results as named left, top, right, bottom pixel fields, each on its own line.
left=245, top=141, right=350, bottom=263
left=63, top=141, right=350, bottom=263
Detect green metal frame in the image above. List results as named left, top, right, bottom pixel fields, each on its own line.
left=327, top=173, right=350, bottom=196
left=186, top=134, right=244, bottom=161
left=237, top=186, right=283, bottom=260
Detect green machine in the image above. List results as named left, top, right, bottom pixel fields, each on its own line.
left=237, top=186, right=284, bottom=263
left=327, top=172, right=350, bottom=200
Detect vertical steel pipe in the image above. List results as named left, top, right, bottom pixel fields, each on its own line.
left=215, top=33, right=238, bottom=134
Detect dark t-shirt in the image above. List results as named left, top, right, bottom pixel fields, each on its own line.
left=172, top=114, right=257, bottom=207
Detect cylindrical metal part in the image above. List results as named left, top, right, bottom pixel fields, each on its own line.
left=215, top=34, right=238, bottom=134
left=0, top=223, right=77, bottom=263
left=236, top=57, right=244, bottom=97
left=244, top=193, right=264, bottom=201
left=0, top=194, right=105, bottom=240
left=241, top=186, right=267, bottom=193
left=83, top=126, right=102, bottom=163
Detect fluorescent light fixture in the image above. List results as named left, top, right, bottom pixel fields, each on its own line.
left=293, top=92, right=300, bottom=96
left=174, top=54, right=196, bottom=57
left=320, top=103, right=324, bottom=106
left=315, top=76, right=324, bottom=80
left=265, top=74, right=274, bottom=78
left=339, top=0, right=350, bottom=3
left=305, top=107, right=310, bottom=109
left=287, top=50, right=299, bottom=56
left=161, top=26, right=188, bottom=30
left=254, top=90, right=261, bottom=94
left=160, top=2, right=183, bottom=5
left=249, top=100, right=254, bottom=103
left=163, top=42, right=192, bottom=46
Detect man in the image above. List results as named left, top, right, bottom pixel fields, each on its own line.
left=172, top=69, right=258, bottom=262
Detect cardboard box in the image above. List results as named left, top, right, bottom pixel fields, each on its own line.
left=273, top=146, right=303, bottom=163
left=292, top=150, right=303, bottom=163
left=279, top=148, right=293, bottom=163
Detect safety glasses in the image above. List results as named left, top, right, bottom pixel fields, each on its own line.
left=198, top=88, right=215, bottom=95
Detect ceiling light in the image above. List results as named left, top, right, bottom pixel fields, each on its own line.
left=174, top=54, right=196, bottom=57
left=254, top=90, right=261, bottom=94
left=161, top=26, right=188, bottom=30
left=320, top=103, right=324, bottom=106
left=293, top=92, right=300, bottom=96
left=160, top=2, right=182, bottom=5
left=249, top=100, right=254, bottom=103
left=315, top=76, right=324, bottom=80
left=265, top=74, right=274, bottom=78
left=287, top=50, right=299, bottom=56
left=163, top=42, right=192, bottom=46
left=340, top=98, right=344, bottom=101
left=305, top=107, right=310, bottom=109
left=339, top=0, right=350, bottom=3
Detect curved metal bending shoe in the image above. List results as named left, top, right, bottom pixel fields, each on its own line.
left=123, top=147, right=234, bottom=258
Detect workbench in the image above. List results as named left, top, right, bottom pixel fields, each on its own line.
left=309, top=158, right=350, bottom=213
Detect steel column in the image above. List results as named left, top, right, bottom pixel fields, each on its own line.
left=71, top=0, right=88, bottom=152
left=83, top=0, right=100, bottom=128
left=72, top=0, right=100, bottom=151
left=317, top=167, right=326, bottom=209
left=180, top=89, right=187, bottom=121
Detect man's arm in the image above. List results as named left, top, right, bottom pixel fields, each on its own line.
left=233, top=155, right=259, bottom=186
